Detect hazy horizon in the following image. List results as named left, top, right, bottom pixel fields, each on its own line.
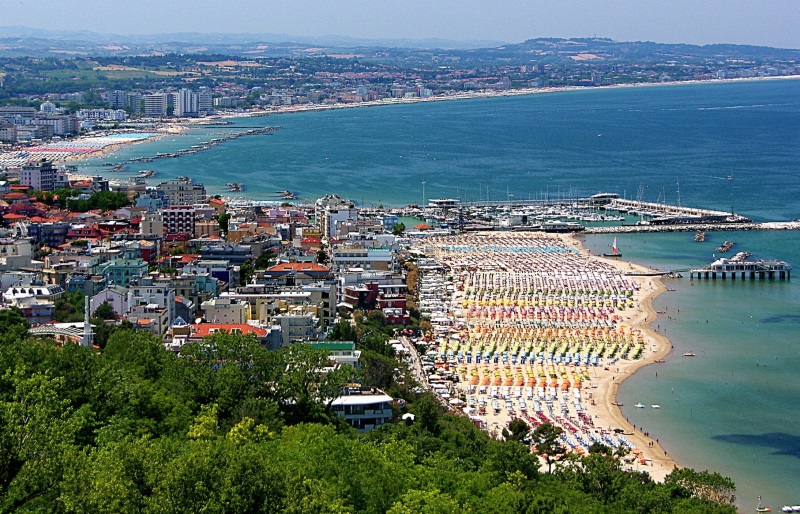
left=5, top=0, right=799, bottom=50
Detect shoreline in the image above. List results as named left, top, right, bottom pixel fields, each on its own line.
left=565, top=233, right=678, bottom=480
left=23, top=74, right=796, bottom=174
left=421, top=231, right=680, bottom=481
left=212, top=75, right=800, bottom=123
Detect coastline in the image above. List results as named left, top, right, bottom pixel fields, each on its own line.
left=218, top=75, right=800, bottom=121
left=422, top=231, right=680, bottom=481
left=564, top=233, right=678, bottom=480
left=24, top=74, right=797, bottom=173
left=64, top=123, right=189, bottom=164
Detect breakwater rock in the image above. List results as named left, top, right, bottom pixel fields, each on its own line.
left=584, top=221, right=800, bottom=234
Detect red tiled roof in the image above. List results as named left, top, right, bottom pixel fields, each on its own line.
left=267, top=262, right=330, bottom=273
left=3, top=213, right=28, bottom=220
left=190, top=324, right=268, bottom=337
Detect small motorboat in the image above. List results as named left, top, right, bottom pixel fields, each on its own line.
left=683, top=352, right=696, bottom=357
left=651, top=404, right=661, bottom=409
left=635, top=403, right=645, bottom=408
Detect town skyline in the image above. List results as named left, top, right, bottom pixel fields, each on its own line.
left=4, top=0, right=800, bottom=50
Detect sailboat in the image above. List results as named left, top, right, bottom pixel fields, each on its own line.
left=603, top=236, right=623, bottom=258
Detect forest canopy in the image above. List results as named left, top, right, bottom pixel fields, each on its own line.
left=0, top=326, right=736, bottom=513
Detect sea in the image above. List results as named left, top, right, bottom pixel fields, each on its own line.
left=76, top=78, right=800, bottom=510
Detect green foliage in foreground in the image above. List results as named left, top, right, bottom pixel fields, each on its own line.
left=0, top=328, right=737, bottom=513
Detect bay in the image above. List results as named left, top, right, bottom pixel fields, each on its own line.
left=78, top=78, right=800, bottom=510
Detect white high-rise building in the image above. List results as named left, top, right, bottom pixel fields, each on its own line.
left=127, top=92, right=142, bottom=114
left=173, top=89, right=199, bottom=118
left=20, top=159, right=60, bottom=191
left=140, top=212, right=165, bottom=238
left=143, top=93, right=168, bottom=117
left=198, top=87, right=213, bottom=114
left=108, top=90, right=128, bottom=109
left=39, top=101, right=57, bottom=114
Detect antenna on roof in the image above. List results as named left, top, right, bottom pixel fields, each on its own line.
left=81, top=295, right=93, bottom=347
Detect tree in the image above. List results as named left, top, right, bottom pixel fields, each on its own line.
left=271, top=344, right=356, bottom=425
left=666, top=468, right=737, bottom=506
left=55, top=291, right=85, bottom=323
left=239, top=261, right=255, bottom=285
left=0, top=308, right=29, bottom=344
left=366, top=309, right=387, bottom=326
left=92, top=301, right=116, bottom=320
left=532, top=423, right=565, bottom=473
left=387, top=488, right=460, bottom=514
left=392, top=222, right=406, bottom=236
left=316, top=249, right=330, bottom=265
left=412, top=394, right=442, bottom=435
left=254, top=252, right=275, bottom=269
left=418, top=320, right=432, bottom=338
left=359, top=350, right=397, bottom=389
left=503, top=418, right=530, bottom=443
left=215, top=212, right=231, bottom=235
left=0, top=369, right=88, bottom=511
left=328, top=320, right=358, bottom=342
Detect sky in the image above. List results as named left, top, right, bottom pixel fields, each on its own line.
left=7, top=0, right=800, bottom=49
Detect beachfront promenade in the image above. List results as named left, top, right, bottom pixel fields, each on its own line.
left=413, top=231, right=675, bottom=477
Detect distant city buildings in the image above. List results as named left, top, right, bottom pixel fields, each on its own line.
left=144, top=93, right=168, bottom=117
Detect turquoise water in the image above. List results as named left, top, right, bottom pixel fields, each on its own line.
left=582, top=231, right=800, bottom=510
left=78, top=79, right=800, bottom=509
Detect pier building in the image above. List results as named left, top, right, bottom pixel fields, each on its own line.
left=690, top=258, right=792, bottom=280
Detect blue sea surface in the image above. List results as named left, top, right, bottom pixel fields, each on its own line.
left=78, top=79, right=800, bottom=509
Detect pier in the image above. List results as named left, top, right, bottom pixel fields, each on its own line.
left=584, top=221, right=800, bottom=234
left=606, top=198, right=746, bottom=222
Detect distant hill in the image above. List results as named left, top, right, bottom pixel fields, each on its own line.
left=0, top=26, right=507, bottom=57
left=490, top=38, right=800, bottom=62
left=0, top=27, right=797, bottom=66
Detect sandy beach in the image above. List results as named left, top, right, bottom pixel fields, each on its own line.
left=415, top=231, right=678, bottom=480
left=0, top=123, right=189, bottom=169
left=568, top=233, right=677, bottom=480
left=213, top=74, right=800, bottom=121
